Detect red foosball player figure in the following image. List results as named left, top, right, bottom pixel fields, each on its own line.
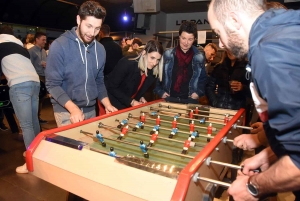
left=189, top=109, right=194, bottom=119
left=117, top=125, right=129, bottom=140
left=224, top=114, right=229, bottom=124
left=182, top=136, right=192, bottom=154
left=189, top=120, right=195, bottom=133
left=156, top=115, right=161, bottom=125
left=207, top=123, right=212, bottom=142
left=140, top=112, right=146, bottom=123
left=172, top=118, right=177, bottom=129
left=194, top=106, right=199, bottom=119
left=148, top=131, right=158, bottom=147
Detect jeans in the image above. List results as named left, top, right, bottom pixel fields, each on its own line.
left=54, top=110, right=96, bottom=127
left=9, top=81, right=40, bottom=149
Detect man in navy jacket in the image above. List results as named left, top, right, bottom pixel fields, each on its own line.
left=208, top=0, right=300, bottom=200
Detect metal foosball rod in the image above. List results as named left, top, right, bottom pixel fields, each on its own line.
left=150, top=107, right=225, bottom=121
left=129, top=122, right=234, bottom=146
left=98, top=122, right=194, bottom=159
left=125, top=114, right=234, bottom=144
left=152, top=124, right=235, bottom=145
left=181, top=114, right=253, bottom=131
left=122, top=116, right=235, bottom=144
left=120, top=122, right=194, bottom=145
left=127, top=126, right=203, bottom=148
left=146, top=123, right=215, bottom=141
left=205, top=157, right=242, bottom=170
left=205, top=157, right=261, bottom=173
left=222, top=136, right=234, bottom=144
left=128, top=112, right=218, bottom=131
left=105, top=120, right=204, bottom=147
left=146, top=111, right=220, bottom=128
left=232, top=123, right=253, bottom=130
left=147, top=124, right=234, bottom=146
left=80, top=130, right=95, bottom=136
left=158, top=103, right=226, bottom=116
left=188, top=113, right=225, bottom=123
left=144, top=116, right=218, bottom=132
left=148, top=111, right=252, bottom=131
left=192, top=172, right=231, bottom=188
left=150, top=107, right=224, bottom=121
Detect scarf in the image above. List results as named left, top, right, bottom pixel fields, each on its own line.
left=173, top=45, right=194, bottom=92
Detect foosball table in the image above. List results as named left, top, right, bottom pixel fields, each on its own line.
left=26, top=100, right=246, bottom=201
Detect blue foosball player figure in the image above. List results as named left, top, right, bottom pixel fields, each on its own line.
left=150, top=111, right=157, bottom=116
left=140, top=112, right=146, bottom=122
left=96, top=130, right=106, bottom=147
left=117, top=118, right=129, bottom=129
left=133, top=121, right=144, bottom=131
left=190, top=131, right=199, bottom=141
left=109, top=147, right=117, bottom=158
left=199, top=118, right=206, bottom=124
left=150, top=125, right=160, bottom=134
left=174, top=114, right=180, bottom=120
left=140, top=140, right=149, bottom=158
left=169, top=127, right=178, bottom=138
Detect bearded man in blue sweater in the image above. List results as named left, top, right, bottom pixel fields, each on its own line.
left=46, top=1, right=117, bottom=127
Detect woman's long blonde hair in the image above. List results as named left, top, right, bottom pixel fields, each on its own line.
left=130, top=39, right=164, bottom=81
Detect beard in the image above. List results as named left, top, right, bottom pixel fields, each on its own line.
left=225, top=27, right=248, bottom=59
left=78, top=24, right=94, bottom=44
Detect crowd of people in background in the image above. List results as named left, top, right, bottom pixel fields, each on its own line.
left=1, top=0, right=300, bottom=200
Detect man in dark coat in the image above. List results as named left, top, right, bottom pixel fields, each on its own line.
left=99, top=24, right=123, bottom=76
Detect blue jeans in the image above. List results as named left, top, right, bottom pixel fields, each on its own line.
left=9, top=81, right=40, bottom=149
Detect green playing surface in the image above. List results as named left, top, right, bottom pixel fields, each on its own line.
left=90, top=113, right=225, bottom=169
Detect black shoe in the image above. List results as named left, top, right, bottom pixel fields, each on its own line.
left=39, top=119, right=48, bottom=124
left=0, top=123, right=8, bottom=131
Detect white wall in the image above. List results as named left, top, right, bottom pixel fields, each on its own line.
left=166, top=12, right=210, bottom=31
left=135, top=11, right=210, bottom=36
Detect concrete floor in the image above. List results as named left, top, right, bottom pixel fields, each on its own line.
left=0, top=99, right=68, bottom=201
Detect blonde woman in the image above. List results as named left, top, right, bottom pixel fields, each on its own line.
left=105, top=39, right=163, bottom=109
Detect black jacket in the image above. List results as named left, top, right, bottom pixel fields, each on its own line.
left=206, top=57, right=250, bottom=110
left=105, top=57, right=156, bottom=109
left=100, top=37, right=123, bottom=76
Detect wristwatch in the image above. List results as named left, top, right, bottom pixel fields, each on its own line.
left=246, top=176, right=259, bottom=197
